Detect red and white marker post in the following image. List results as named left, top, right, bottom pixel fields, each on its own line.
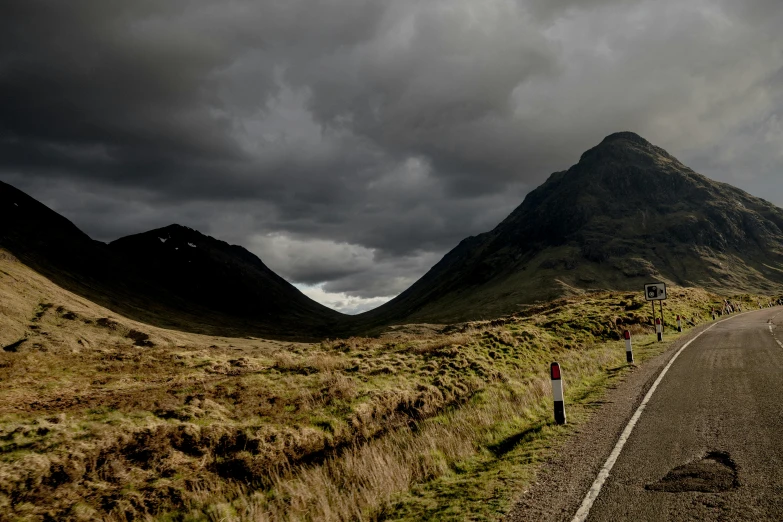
left=655, top=318, right=663, bottom=342
left=676, top=315, right=683, bottom=333
left=624, top=330, right=634, bottom=363
left=551, top=362, right=566, bottom=425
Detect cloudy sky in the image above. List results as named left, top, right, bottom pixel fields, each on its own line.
left=2, top=1, right=782, bottom=313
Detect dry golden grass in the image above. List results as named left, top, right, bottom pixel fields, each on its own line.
left=187, top=347, right=618, bottom=522
left=0, top=248, right=768, bottom=521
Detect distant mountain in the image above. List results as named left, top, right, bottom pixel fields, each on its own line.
left=356, top=132, right=783, bottom=324
left=0, top=179, right=159, bottom=314
left=109, top=224, right=343, bottom=331
left=0, top=181, right=342, bottom=339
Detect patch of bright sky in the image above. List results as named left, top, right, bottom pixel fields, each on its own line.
left=295, top=283, right=394, bottom=315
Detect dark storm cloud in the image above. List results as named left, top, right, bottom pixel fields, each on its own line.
left=2, top=0, right=783, bottom=313
left=1, top=3, right=242, bottom=160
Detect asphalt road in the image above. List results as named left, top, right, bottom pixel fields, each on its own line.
left=507, top=307, right=783, bottom=522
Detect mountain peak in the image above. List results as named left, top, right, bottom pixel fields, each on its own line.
left=158, top=223, right=196, bottom=234
left=578, top=131, right=676, bottom=166
left=136, top=224, right=206, bottom=243
left=599, top=131, right=650, bottom=146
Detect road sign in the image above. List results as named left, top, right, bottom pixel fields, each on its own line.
left=644, top=282, right=667, bottom=301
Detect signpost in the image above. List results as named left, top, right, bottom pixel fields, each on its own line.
left=644, top=282, right=667, bottom=301
left=644, top=282, right=667, bottom=341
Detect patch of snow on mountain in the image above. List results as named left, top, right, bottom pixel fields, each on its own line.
left=159, top=237, right=167, bottom=243
left=188, top=242, right=196, bottom=248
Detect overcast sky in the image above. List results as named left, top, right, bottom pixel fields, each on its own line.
left=2, top=1, right=782, bottom=313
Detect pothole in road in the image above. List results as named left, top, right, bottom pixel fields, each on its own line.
left=645, top=451, right=739, bottom=493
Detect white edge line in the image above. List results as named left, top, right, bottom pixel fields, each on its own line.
left=570, top=312, right=751, bottom=522
left=772, top=311, right=783, bottom=348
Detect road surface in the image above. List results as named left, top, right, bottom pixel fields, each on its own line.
left=507, top=306, right=783, bottom=521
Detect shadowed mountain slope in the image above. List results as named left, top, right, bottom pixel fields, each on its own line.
left=353, top=132, right=783, bottom=325
left=109, top=225, right=343, bottom=331
left=0, top=181, right=342, bottom=339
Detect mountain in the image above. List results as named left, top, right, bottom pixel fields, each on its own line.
left=0, top=179, right=165, bottom=316
left=355, top=132, right=783, bottom=324
left=108, top=224, right=343, bottom=332
left=0, top=180, right=342, bottom=339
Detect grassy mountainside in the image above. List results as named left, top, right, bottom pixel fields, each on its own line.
left=355, top=132, right=783, bottom=326
left=0, top=181, right=342, bottom=340
left=2, top=248, right=778, bottom=520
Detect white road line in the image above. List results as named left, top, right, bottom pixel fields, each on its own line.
left=770, top=311, right=782, bottom=348
left=571, top=312, right=748, bottom=522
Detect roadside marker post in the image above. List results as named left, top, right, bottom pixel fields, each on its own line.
left=655, top=318, right=663, bottom=342
left=551, top=362, right=566, bottom=425
left=676, top=315, right=683, bottom=333
left=624, top=330, right=633, bottom=363
left=712, top=309, right=717, bottom=321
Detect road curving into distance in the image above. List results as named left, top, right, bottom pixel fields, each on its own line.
left=507, top=307, right=783, bottom=522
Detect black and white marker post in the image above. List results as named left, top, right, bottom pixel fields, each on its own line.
left=676, top=315, right=683, bottom=333
left=655, top=318, right=663, bottom=342
left=551, top=362, right=566, bottom=425
left=624, top=330, right=634, bottom=363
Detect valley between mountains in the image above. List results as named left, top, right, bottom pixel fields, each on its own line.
left=4, top=133, right=783, bottom=340
left=1, top=133, right=782, bottom=520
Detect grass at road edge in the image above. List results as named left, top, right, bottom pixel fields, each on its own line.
left=374, top=333, right=681, bottom=521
